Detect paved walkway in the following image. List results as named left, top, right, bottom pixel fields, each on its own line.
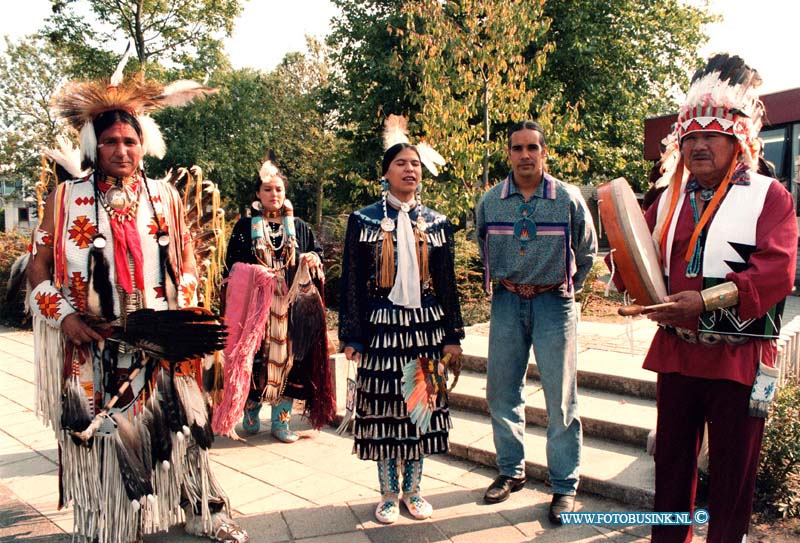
left=4, top=295, right=800, bottom=542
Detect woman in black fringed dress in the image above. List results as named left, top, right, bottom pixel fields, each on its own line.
left=339, top=137, right=464, bottom=524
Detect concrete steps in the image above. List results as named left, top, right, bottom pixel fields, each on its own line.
left=447, top=320, right=659, bottom=507
left=448, top=409, right=655, bottom=508
left=329, top=317, right=661, bottom=507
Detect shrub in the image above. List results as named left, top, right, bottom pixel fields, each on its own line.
left=0, top=230, right=31, bottom=328
left=754, top=383, right=800, bottom=520
left=454, top=229, right=491, bottom=326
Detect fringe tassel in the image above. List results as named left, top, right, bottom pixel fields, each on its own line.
left=377, top=232, right=395, bottom=288
left=32, top=315, right=64, bottom=432
left=415, top=228, right=429, bottom=284
left=261, top=292, right=291, bottom=404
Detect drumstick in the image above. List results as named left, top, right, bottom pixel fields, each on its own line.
left=618, top=302, right=676, bottom=317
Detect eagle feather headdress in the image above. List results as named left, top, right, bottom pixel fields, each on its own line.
left=382, top=114, right=446, bottom=176
left=652, top=53, right=765, bottom=257
left=655, top=53, right=764, bottom=192
left=50, top=44, right=217, bottom=164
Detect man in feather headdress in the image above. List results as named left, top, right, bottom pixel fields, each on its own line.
left=631, top=54, right=796, bottom=542
left=26, top=51, right=248, bottom=543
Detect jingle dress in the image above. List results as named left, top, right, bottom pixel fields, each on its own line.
left=339, top=201, right=464, bottom=460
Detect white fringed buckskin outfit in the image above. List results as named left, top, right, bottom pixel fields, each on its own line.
left=30, top=50, right=246, bottom=543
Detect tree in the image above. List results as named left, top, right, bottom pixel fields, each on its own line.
left=44, top=0, right=244, bottom=77
left=327, top=0, right=413, bottom=203
left=153, top=67, right=279, bottom=211
left=534, top=0, right=715, bottom=190
left=328, top=0, right=714, bottom=215
left=398, top=0, right=583, bottom=221
left=267, top=39, right=343, bottom=227
left=154, top=44, right=341, bottom=226
left=0, top=36, right=70, bottom=187
left=328, top=0, right=578, bottom=222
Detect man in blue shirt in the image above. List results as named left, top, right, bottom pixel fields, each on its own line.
left=476, top=120, right=597, bottom=525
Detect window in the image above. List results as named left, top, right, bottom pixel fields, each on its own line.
left=760, top=127, right=787, bottom=179
left=17, top=207, right=28, bottom=223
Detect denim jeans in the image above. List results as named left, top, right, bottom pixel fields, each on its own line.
left=486, top=287, right=582, bottom=495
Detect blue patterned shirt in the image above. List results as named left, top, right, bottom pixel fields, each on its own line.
left=476, top=172, right=598, bottom=295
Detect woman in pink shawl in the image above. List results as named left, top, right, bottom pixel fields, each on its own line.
left=219, top=156, right=335, bottom=442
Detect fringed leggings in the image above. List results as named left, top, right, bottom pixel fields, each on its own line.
left=377, top=458, right=424, bottom=501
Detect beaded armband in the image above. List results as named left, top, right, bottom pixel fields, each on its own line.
left=700, top=281, right=739, bottom=312
left=32, top=228, right=54, bottom=256
left=179, top=272, right=199, bottom=308
left=29, top=281, right=76, bottom=328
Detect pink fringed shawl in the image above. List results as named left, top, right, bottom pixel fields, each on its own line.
left=211, top=262, right=275, bottom=436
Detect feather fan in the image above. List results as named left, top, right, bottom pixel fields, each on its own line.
left=104, top=308, right=226, bottom=362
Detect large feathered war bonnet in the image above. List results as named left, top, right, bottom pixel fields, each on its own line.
left=653, top=53, right=765, bottom=261
left=50, top=44, right=217, bottom=167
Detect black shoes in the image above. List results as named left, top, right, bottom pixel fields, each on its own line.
left=483, top=474, right=526, bottom=503
left=548, top=493, right=575, bottom=525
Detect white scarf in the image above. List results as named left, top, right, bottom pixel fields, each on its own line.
left=386, top=192, right=421, bottom=309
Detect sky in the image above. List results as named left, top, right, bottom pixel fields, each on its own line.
left=0, top=0, right=797, bottom=94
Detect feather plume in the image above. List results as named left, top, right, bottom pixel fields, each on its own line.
left=87, top=242, right=116, bottom=321
left=110, top=41, right=132, bottom=87
left=79, top=121, right=97, bottom=163
left=139, top=115, right=166, bottom=159
left=6, top=253, right=29, bottom=305
left=174, top=376, right=214, bottom=449
left=157, top=370, right=188, bottom=434
left=159, top=80, right=219, bottom=108
left=61, top=376, right=94, bottom=447
left=43, top=135, right=86, bottom=179
left=383, top=114, right=411, bottom=150
left=143, top=394, right=172, bottom=467
left=416, top=142, right=446, bottom=177
left=259, top=160, right=281, bottom=182
left=112, top=413, right=154, bottom=501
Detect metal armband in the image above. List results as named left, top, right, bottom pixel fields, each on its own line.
left=700, top=281, right=739, bottom=312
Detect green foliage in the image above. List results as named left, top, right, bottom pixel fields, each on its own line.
left=453, top=229, right=490, bottom=326
left=43, top=0, right=244, bottom=75
left=755, top=384, right=800, bottom=520
left=154, top=43, right=341, bottom=224
left=537, top=0, right=715, bottom=190
left=318, top=214, right=350, bottom=309
left=0, top=231, right=31, bottom=328
left=0, top=36, right=71, bottom=185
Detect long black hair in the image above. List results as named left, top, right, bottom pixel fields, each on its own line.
left=381, top=142, right=419, bottom=175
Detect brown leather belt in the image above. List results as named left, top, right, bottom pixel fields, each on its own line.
left=498, top=280, right=561, bottom=300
